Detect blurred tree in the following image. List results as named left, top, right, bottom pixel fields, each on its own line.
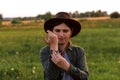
left=102, top=11, right=108, bottom=16
left=79, top=10, right=108, bottom=17
left=0, top=14, right=3, bottom=24
left=91, top=11, right=95, bottom=17
left=42, top=12, right=53, bottom=21
left=0, top=14, right=3, bottom=20
left=36, top=14, right=42, bottom=20
left=110, top=12, right=120, bottom=18
left=72, top=11, right=80, bottom=18
left=95, top=10, right=102, bottom=17
left=11, top=18, right=21, bottom=24
left=85, top=12, right=91, bottom=17
left=80, top=13, right=86, bottom=17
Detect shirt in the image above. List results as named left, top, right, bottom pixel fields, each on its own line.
left=62, top=53, right=73, bottom=80
left=40, top=44, right=89, bottom=80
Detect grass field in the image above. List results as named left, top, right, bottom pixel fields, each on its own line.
left=0, top=18, right=120, bottom=80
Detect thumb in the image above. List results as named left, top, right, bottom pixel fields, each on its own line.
left=42, top=35, right=49, bottom=45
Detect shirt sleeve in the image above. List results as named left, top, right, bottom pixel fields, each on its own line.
left=68, top=47, right=89, bottom=80
left=40, top=46, right=60, bottom=80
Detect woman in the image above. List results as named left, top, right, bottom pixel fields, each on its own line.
left=40, top=12, right=89, bottom=80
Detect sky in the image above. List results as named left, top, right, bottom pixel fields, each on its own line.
left=0, top=0, right=119, bottom=18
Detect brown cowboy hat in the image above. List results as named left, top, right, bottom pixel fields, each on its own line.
left=44, top=12, right=81, bottom=37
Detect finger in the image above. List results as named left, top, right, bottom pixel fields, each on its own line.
left=47, top=30, right=52, bottom=35
left=51, top=52, right=57, bottom=59
left=42, top=36, right=49, bottom=44
left=51, top=55, right=56, bottom=63
left=47, top=30, right=56, bottom=36
left=51, top=53, right=58, bottom=62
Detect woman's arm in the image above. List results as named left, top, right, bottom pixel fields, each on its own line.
left=68, top=47, right=89, bottom=80
left=40, top=47, right=60, bottom=80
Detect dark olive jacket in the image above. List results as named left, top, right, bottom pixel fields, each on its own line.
left=40, top=45, right=89, bottom=80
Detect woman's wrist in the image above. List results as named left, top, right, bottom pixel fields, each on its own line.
left=50, top=50, right=59, bottom=53
left=50, top=45, right=58, bottom=51
left=64, top=62, right=70, bottom=72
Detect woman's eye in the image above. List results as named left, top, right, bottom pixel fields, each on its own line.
left=55, top=29, right=60, bottom=32
left=63, top=30, right=69, bottom=33
left=54, top=29, right=69, bottom=33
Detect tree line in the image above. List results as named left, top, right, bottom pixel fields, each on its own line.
left=35, top=10, right=120, bottom=21
left=0, top=10, right=120, bottom=24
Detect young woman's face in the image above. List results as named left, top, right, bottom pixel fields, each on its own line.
left=53, top=23, right=72, bottom=45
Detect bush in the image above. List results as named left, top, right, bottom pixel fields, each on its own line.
left=11, top=18, right=21, bottom=24
left=110, top=12, right=120, bottom=18
left=0, top=19, right=2, bottom=25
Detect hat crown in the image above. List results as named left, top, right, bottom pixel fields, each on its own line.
left=55, top=12, right=70, bottom=19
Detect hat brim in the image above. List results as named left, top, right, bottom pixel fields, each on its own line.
left=44, top=18, right=81, bottom=37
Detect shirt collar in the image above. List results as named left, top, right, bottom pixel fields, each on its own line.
left=66, top=43, right=73, bottom=51
left=58, top=42, right=73, bottom=52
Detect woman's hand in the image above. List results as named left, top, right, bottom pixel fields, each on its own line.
left=42, top=30, right=58, bottom=50
left=51, top=51, right=70, bottom=71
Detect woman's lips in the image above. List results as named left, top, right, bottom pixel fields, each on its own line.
left=59, top=38, right=64, bottom=40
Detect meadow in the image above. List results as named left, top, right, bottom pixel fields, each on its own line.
left=0, top=18, right=120, bottom=80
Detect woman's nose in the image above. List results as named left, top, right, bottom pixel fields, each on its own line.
left=59, top=31, right=64, bottom=36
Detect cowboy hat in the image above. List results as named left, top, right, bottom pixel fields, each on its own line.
left=44, top=12, right=81, bottom=37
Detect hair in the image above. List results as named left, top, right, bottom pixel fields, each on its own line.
left=51, top=21, right=73, bottom=32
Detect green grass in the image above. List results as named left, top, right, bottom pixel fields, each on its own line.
left=80, top=18, right=120, bottom=28
left=0, top=29, right=45, bottom=80
left=0, top=18, right=120, bottom=80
